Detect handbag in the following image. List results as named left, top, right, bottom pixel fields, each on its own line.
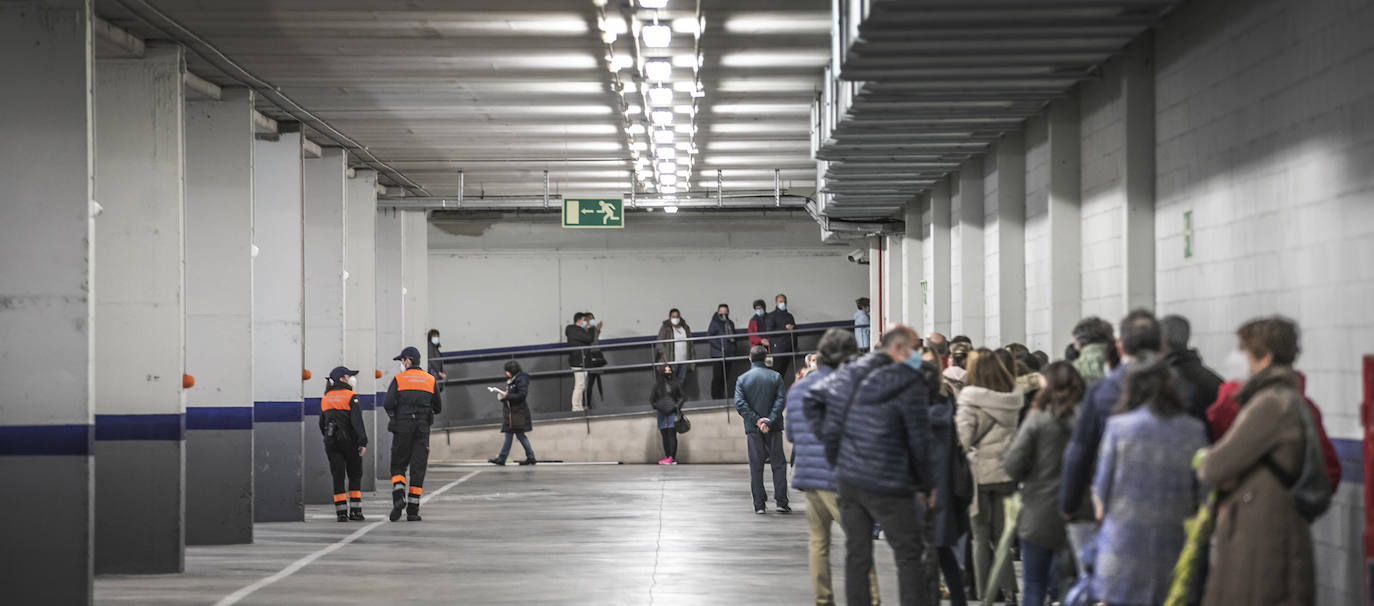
left=675, top=407, right=691, bottom=434
left=586, top=349, right=608, bottom=368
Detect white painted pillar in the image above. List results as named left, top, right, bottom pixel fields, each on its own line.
left=252, top=125, right=305, bottom=522
left=1121, top=37, right=1156, bottom=313
left=985, top=133, right=1027, bottom=347
left=302, top=148, right=348, bottom=505
left=883, top=235, right=904, bottom=331
left=1047, top=98, right=1083, bottom=356
left=374, top=208, right=405, bottom=479
left=0, top=1, right=95, bottom=600
left=955, top=158, right=986, bottom=344
left=184, top=86, right=255, bottom=545
left=93, top=43, right=186, bottom=574
left=901, top=201, right=923, bottom=334
left=868, top=237, right=881, bottom=344
left=345, top=170, right=378, bottom=491
left=929, top=179, right=953, bottom=337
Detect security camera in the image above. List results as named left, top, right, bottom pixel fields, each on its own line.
left=847, top=249, right=869, bottom=264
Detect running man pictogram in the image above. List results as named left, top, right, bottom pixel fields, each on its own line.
left=597, top=200, right=618, bottom=225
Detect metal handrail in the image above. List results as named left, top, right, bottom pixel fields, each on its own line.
left=436, top=322, right=859, bottom=363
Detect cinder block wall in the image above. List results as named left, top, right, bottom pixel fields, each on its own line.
left=429, top=404, right=775, bottom=465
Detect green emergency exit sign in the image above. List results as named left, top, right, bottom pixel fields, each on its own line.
left=562, top=198, right=624, bottom=229
left=1183, top=209, right=1194, bottom=259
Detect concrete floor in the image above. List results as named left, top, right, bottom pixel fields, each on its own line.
left=95, top=464, right=990, bottom=605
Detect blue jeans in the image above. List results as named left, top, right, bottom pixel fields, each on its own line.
left=1021, top=538, right=1059, bottom=606
left=498, top=431, right=534, bottom=460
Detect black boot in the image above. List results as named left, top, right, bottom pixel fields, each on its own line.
left=336, top=512, right=349, bottom=523
left=333, top=495, right=349, bottom=522
left=389, top=478, right=406, bottom=522
left=488, top=457, right=506, bottom=466
left=518, top=457, right=537, bottom=466
left=348, top=509, right=366, bottom=521
left=406, top=502, right=422, bottom=522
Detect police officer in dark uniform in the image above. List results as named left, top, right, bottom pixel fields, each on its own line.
left=384, top=346, right=442, bottom=522
left=320, top=366, right=369, bottom=522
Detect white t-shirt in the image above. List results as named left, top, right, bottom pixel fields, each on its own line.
left=673, top=326, right=688, bottom=362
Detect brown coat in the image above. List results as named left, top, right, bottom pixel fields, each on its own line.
left=1198, top=366, right=1315, bottom=606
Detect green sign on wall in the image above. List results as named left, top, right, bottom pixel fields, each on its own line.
left=562, top=198, right=624, bottom=229
left=1183, top=209, right=1194, bottom=259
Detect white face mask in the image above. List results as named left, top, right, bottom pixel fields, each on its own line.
left=345, top=375, right=357, bottom=388
left=430, top=336, right=440, bottom=345
left=1222, top=348, right=1252, bottom=383
left=670, top=317, right=680, bottom=326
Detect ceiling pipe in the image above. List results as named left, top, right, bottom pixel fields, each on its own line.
left=382, top=194, right=812, bottom=212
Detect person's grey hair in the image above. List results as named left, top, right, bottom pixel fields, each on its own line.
left=816, top=328, right=858, bottom=368
left=1161, top=315, right=1191, bottom=352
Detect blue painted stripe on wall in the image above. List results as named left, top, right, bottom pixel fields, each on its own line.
left=185, top=407, right=253, bottom=431
left=254, top=401, right=303, bottom=423
left=303, top=397, right=322, bottom=416
left=0, top=424, right=92, bottom=456
left=1332, top=438, right=1364, bottom=484
left=357, top=394, right=376, bottom=410
left=94, top=414, right=184, bottom=441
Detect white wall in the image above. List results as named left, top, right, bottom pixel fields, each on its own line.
left=427, top=212, right=867, bottom=349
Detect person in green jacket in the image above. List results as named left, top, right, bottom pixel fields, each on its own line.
left=1070, top=317, right=1120, bottom=389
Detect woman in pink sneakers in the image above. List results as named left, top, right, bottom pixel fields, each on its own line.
left=650, top=364, right=686, bottom=464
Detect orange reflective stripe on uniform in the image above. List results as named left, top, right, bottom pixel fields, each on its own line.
left=408, top=486, right=423, bottom=495
left=332, top=493, right=347, bottom=502
left=321, top=390, right=354, bottom=412
left=395, top=368, right=436, bottom=394
left=391, top=475, right=406, bottom=485
left=348, top=491, right=362, bottom=499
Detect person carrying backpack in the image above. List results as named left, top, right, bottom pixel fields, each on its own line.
left=1197, top=316, right=1324, bottom=606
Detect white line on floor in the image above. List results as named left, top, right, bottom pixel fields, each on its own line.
left=212, top=470, right=482, bottom=606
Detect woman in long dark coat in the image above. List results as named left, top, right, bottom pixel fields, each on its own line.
left=918, top=347, right=970, bottom=606
left=488, top=360, right=536, bottom=466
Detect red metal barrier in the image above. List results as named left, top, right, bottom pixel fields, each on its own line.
left=1363, top=355, right=1374, bottom=605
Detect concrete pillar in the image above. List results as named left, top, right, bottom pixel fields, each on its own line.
left=901, top=201, right=923, bottom=334
left=93, top=43, right=186, bottom=574
left=184, top=87, right=255, bottom=545
left=402, top=210, right=430, bottom=363
left=928, top=180, right=953, bottom=337
left=1121, top=37, right=1156, bottom=313
left=868, top=237, right=881, bottom=343
left=346, top=171, right=379, bottom=490
left=985, top=134, right=1027, bottom=347
left=1047, top=99, right=1083, bottom=355
left=0, top=1, right=95, bottom=601
left=302, top=148, right=348, bottom=505
left=252, top=126, right=305, bottom=522
left=374, top=209, right=405, bottom=479
left=955, top=158, right=986, bottom=344
left=883, top=235, right=903, bottom=330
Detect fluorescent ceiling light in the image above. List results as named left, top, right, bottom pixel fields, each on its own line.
left=673, top=104, right=694, bottom=115
left=626, top=123, right=645, bottom=134
left=676, top=170, right=691, bottom=178
left=641, top=24, right=672, bottom=48
left=650, top=110, right=674, bottom=126
left=671, top=17, right=700, bottom=35
left=656, top=146, right=677, bottom=160
left=670, top=54, right=697, bottom=68
left=657, top=160, right=676, bottom=173
left=632, top=141, right=648, bottom=151
left=660, top=186, right=678, bottom=194
left=652, top=129, right=674, bottom=144
left=660, top=174, right=678, bottom=185
left=664, top=205, right=679, bottom=213
left=674, top=141, right=692, bottom=151
left=647, top=86, right=673, bottom=106
left=636, top=157, right=650, bottom=166
left=640, top=0, right=669, bottom=8
left=673, top=123, right=693, bottom=134
left=599, top=16, right=628, bottom=35
left=609, top=54, right=634, bottom=71
left=672, top=81, right=697, bottom=92
left=644, top=60, right=672, bottom=82
left=602, top=31, right=617, bottom=44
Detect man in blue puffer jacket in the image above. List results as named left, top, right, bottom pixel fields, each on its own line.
left=805, top=325, right=932, bottom=606
left=786, top=328, right=879, bottom=606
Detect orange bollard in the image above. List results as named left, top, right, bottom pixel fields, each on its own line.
left=182, top=374, right=195, bottom=389
left=302, top=369, right=312, bottom=381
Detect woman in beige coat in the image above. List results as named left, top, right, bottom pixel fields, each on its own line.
left=956, top=347, right=1023, bottom=604
left=1198, top=317, right=1316, bottom=606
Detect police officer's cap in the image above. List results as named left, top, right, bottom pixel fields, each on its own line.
left=329, top=366, right=359, bottom=381
left=393, top=346, right=421, bottom=362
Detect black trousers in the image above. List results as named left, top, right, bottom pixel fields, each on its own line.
left=746, top=431, right=788, bottom=509
left=325, top=439, right=363, bottom=495
left=772, top=352, right=794, bottom=386
left=389, top=418, right=431, bottom=508
left=659, top=428, right=678, bottom=459
left=937, top=546, right=967, bottom=606
left=838, top=481, right=931, bottom=606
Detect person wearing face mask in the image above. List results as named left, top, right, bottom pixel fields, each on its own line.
left=565, top=312, right=598, bottom=411
left=747, top=299, right=769, bottom=348
left=656, top=308, right=693, bottom=386
left=489, top=360, right=536, bottom=466
left=384, top=346, right=442, bottom=522
left=320, top=367, right=369, bottom=522
left=854, top=297, right=871, bottom=351
left=706, top=304, right=738, bottom=399
left=806, top=325, right=933, bottom=606
left=765, top=293, right=798, bottom=386
left=649, top=364, right=686, bottom=464
left=426, top=329, right=446, bottom=394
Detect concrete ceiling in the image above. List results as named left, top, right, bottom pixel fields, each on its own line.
left=96, top=0, right=828, bottom=199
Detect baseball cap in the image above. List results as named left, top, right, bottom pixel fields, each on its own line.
left=393, top=346, right=421, bottom=362
left=329, top=366, right=359, bottom=381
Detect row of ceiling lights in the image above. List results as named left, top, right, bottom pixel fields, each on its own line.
left=594, top=0, right=705, bottom=199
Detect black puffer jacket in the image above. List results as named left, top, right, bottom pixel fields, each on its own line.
left=500, top=371, right=533, bottom=433
left=812, top=353, right=932, bottom=497
left=566, top=324, right=595, bottom=367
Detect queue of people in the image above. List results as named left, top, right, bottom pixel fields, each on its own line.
left=773, top=309, right=1336, bottom=606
